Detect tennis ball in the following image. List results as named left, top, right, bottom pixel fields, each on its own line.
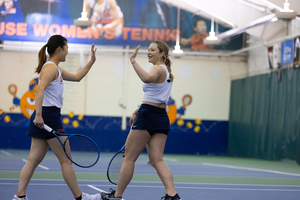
left=194, top=126, right=201, bottom=133
left=0, top=109, right=4, bottom=115
left=68, top=111, right=74, bottom=118
left=72, top=120, right=79, bottom=128
left=78, top=114, right=84, bottom=120
left=177, top=119, right=184, bottom=126
left=4, top=115, right=10, bottom=123
left=186, top=122, right=193, bottom=129
left=195, top=118, right=202, bottom=125
left=63, top=117, right=69, bottom=124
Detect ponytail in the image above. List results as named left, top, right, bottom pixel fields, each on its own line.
left=35, top=35, right=68, bottom=74
left=165, top=56, right=174, bottom=82
left=35, top=44, right=47, bottom=74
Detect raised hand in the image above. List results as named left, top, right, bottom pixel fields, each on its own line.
left=91, top=43, right=97, bottom=62
left=130, top=45, right=140, bottom=63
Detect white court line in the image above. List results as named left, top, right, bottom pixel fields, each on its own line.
left=88, top=185, right=125, bottom=200
left=22, top=159, right=49, bottom=170
left=1, top=182, right=299, bottom=192
left=126, top=184, right=300, bottom=192
left=1, top=150, right=12, bottom=156
left=202, top=163, right=300, bottom=177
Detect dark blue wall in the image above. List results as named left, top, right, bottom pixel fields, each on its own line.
left=0, top=113, right=228, bottom=155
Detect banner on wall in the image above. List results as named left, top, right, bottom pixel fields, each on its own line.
left=293, top=37, right=300, bottom=69
left=281, top=39, right=294, bottom=66
left=0, top=0, right=242, bottom=50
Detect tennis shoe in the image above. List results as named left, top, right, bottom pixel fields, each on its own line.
left=82, top=192, right=101, bottom=200
left=12, top=195, right=28, bottom=200
left=161, top=193, right=181, bottom=200
left=100, top=188, right=122, bottom=200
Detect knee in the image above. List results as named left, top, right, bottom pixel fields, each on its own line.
left=27, top=157, right=43, bottom=167
left=149, top=159, right=163, bottom=169
left=59, top=158, right=72, bottom=166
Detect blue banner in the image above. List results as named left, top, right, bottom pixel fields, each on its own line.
left=0, top=0, right=242, bottom=50
left=281, top=39, right=294, bottom=66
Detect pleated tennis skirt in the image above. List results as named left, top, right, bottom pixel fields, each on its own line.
left=27, top=106, right=65, bottom=140
left=131, top=104, right=170, bottom=136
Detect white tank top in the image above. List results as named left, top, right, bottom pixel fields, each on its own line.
left=40, top=61, right=64, bottom=108
left=142, top=65, right=172, bottom=105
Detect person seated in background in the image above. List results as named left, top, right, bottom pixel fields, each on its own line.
left=181, top=19, right=212, bottom=51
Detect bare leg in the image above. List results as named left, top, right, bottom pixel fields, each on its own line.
left=17, top=138, right=49, bottom=196
left=115, top=130, right=151, bottom=197
left=47, top=136, right=82, bottom=198
left=147, top=133, right=176, bottom=196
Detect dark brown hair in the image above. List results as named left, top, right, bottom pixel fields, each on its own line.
left=35, top=35, right=68, bottom=74
left=152, top=40, right=174, bottom=82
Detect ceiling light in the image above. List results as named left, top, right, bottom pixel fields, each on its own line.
left=172, top=44, right=183, bottom=54
left=276, top=0, right=297, bottom=20
left=204, top=17, right=222, bottom=45
left=74, top=2, right=93, bottom=28
left=172, top=7, right=183, bottom=54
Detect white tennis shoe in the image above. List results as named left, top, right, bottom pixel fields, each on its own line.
left=82, top=192, right=101, bottom=200
left=12, top=195, right=28, bottom=200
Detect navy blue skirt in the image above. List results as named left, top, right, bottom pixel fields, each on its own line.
left=131, top=104, right=170, bottom=136
left=27, top=106, right=65, bottom=140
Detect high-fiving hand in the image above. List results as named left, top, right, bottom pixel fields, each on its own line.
left=130, top=45, right=140, bottom=63
left=91, top=44, right=97, bottom=62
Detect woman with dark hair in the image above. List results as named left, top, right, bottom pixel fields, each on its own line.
left=101, top=41, right=181, bottom=200
left=12, top=35, right=100, bottom=200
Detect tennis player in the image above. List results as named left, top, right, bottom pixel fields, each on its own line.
left=12, top=35, right=100, bottom=200
left=101, top=41, right=181, bottom=200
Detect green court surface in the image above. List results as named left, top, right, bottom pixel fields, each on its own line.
left=1, top=151, right=299, bottom=186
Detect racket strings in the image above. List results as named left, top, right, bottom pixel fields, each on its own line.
left=108, top=151, right=125, bottom=185
left=64, top=135, right=99, bottom=168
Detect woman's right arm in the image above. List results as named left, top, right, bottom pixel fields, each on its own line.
left=34, top=64, right=58, bottom=129
left=130, top=45, right=161, bottom=83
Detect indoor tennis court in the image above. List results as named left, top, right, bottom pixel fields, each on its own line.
left=1, top=0, right=300, bottom=200
left=1, top=149, right=300, bottom=200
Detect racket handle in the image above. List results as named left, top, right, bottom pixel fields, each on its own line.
left=43, top=124, right=53, bottom=132
left=33, top=119, right=53, bottom=132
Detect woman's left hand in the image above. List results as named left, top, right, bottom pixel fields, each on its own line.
left=91, top=44, right=97, bottom=62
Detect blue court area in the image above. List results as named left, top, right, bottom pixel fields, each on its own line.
left=1, top=149, right=300, bottom=200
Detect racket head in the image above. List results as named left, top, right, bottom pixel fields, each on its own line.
left=182, top=94, right=192, bottom=107
left=107, top=150, right=125, bottom=185
left=63, top=134, right=100, bottom=168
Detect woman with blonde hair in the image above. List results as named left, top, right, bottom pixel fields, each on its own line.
left=101, top=41, right=181, bottom=200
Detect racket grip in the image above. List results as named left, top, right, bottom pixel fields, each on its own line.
left=43, top=124, right=53, bottom=132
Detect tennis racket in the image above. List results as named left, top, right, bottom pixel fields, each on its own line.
left=178, top=94, right=193, bottom=120
left=43, top=124, right=100, bottom=168
left=107, top=144, right=125, bottom=185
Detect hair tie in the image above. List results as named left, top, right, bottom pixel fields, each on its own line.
left=166, top=55, right=172, bottom=64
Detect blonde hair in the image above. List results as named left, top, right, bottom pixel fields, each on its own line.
left=152, top=40, right=174, bottom=82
